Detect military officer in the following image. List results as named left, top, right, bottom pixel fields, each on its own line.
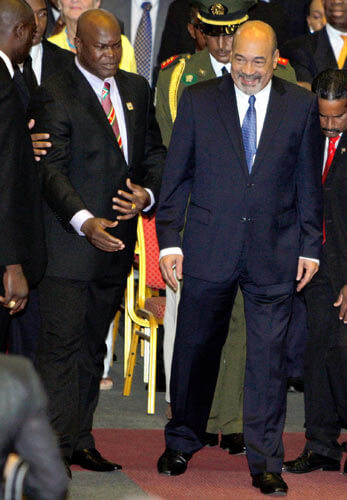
left=156, top=0, right=298, bottom=457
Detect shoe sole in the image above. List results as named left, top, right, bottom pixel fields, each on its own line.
left=253, top=484, right=287, bottom=496
left=220, top=445, right=246, bottom=455
left=283, top=464, right=340, bottom=474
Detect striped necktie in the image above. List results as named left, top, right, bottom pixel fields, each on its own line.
left=242, top=95, right=257, bottom=173
left=101, top=81, right=123, bottom=152
left=322, top=135, right=339, bottom=243
left=134, top=2, right=152, bottom=82
left=338, top=35, right=347, bottom=69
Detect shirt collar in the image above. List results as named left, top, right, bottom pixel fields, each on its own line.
left=326, top=22, right=347, bottom=39
left=209, top=53, right=231, bottom=75
left=75, top=57, right=114, bottom=97
left=30, top=42, right=42, bottom=62
left=134, top=0, right=158, bottom=8
left=234, top=78, right=272, bottom=103
left=0, top=50, right=14, bottom=78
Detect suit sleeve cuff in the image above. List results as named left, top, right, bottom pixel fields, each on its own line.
left=70, top=210, right=94, bottom=236
left=299, top=256, right=320, bottom=265
left=159, top=247, right=183, bottom=260
left=142, top=189, right=155, bottom=213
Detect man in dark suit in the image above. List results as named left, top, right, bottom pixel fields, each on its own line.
left=156, top=14, right=323, bottom=495
left=282, top=0, right=347, bottom=88
left=32, top=8, right=165, bottom=474
left=0, top=0, right=46, bottom=351
left=101, top=0, right=171, bottom=85
left=8, top=0, right=74, bottom=361
left=284, top=69, right=347, bottom=476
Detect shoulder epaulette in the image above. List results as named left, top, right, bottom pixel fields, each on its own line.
left=277, top=57, right=289, bottom=67
left=161, top=55, right=181, bottom=70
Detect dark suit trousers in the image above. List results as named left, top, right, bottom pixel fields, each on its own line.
left=304, top=258, right=347, bottom=461
left=36, top=274, right=126, bottom=457
left=286, top=292, right=308, bottom=378
left=166, top=257, right=294, bottom=474
left=0, top=307, right=11, bottom=352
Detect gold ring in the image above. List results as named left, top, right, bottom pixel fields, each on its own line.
left=8, top=300, right=16, bottom=309
left=131, top=203, right=136, bottom=210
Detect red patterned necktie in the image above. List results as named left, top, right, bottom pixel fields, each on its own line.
left=101, top=81, right=123, bottom=152
left=322, top=135, right=339, bottom=243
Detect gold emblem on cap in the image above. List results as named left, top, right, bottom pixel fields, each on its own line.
left=210, top=3, right=226, bottom=16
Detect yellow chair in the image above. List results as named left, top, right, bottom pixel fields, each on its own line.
left=123, top=214, right=166, bottom=414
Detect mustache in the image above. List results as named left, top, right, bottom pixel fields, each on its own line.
left=238, top=72, right=261, bottom=81
left=322, top=127, right=341, bottom=134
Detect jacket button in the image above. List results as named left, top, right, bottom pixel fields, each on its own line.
left=240, top=216, right=247, bottom=222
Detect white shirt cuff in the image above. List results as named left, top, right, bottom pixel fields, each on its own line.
left=142, top=188, right=155, bottom=212
left=159, top=247, right=183, bottom=260
left=299, top=256, right=320, bottom=265
left=70, top=209, right=94, bottom=236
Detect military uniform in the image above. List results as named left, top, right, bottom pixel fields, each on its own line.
left=156, top=47, right=297, bottom=438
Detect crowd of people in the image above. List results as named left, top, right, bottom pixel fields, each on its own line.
left=0, top=0, right=346, bottom=499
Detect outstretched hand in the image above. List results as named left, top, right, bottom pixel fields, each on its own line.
left=112, top=178, right=151, bottom=221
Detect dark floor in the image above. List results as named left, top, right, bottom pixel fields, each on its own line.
left=67, top=333, right=307, bottom=499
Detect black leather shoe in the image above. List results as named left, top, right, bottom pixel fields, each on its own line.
left=157, top=448, right=192, bottom=476
left=252, top=472, right=288, bottom=495
left=70, top=448, right=122, bottom=472
left=63, top=457, right=72, bottom=479
left=287, top=377, right=304, bottom=393
left=201, top=432, right=218, bottom=447
left=283, top=450, right=340, bottom=473
left=220, top=433, right=246, bottom=455
left=343, top=458, right=347, bottom=475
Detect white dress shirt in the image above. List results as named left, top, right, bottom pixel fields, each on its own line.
left=30, top=42, right=43, bottom=85
left=209, top=53, right=231, bottom=77
left=0, top=50, right=14, bottom=78
left=70, top=58, right=154, bottom=235
left=326, top=23, right=347, bottom=64
left=131, top=0, right=159, bottom=77
left=323, top=134, right=342, bottom=173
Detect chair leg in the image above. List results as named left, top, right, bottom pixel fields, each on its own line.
left=110, top=310, right=121, bottom=368
left=143, top=336, right=150, bottom=383
left=124, top=296, right=132, bottom=377
left=123, top=331, right=140, bottom=396
left=147, top=325, right=158, bottom=414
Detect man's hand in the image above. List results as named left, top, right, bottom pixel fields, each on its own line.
left=28, top=118, right=51, bottom=162
left=112, top=178, right=151, bottom=221
left=159, top=254, right=183, bottom=291
left=296, top=258, right=319, bottom=292
left=81, top=217, right=125, bottom=252
left=0, top=264, right=29, bottom=314
left=334, top=284, right=347, bottom=323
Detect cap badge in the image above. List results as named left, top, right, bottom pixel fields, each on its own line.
left=210, top=3, right=227, bottom=16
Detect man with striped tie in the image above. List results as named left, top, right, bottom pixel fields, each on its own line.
left=32, top=8, right=165, bottom=475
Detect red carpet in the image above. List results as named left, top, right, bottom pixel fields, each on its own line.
left=73, top=429, right=347, bottom=499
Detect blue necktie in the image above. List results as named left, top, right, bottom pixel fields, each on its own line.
left=134, top=2, right=152, bottom=83
left=242, top=95, right=257, bottom=173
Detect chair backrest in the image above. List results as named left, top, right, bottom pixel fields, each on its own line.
left=138, top=214, right=165, bottom=291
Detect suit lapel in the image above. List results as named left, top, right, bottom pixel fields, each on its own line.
left=114, top=71, right=136, bottom=165
left=41, top=40, right=56, bottom=82
left=251, top=77, right=287, bottom=174
left=326, top=132, right=347, bottom=182
left=319, top=28, right=339, bottom=68
left=216, top=75, right=249, bottom=178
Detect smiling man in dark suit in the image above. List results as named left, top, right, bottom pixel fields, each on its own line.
left=282, top=0, right=347, bottom=89
left=284, top=69, right=347, bottom=477
left=32, top=8, right=165, bottom=475
left=156, top=15, right=323, bottom=495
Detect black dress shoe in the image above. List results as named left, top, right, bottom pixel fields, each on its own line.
left=63, top=457, right=72, bottom=479
left=201, top=432, right=218, bottom=447
left=287, top=377, right=304, bottom=393
left=220, top=433, right=246, bottom=455
left=70, top=448, right=122, bottom=472
left=252, top=472, right=288, bottom=495
left=157, top=448, right=192, bottom=476
left=283, top=450, right=340, bottom=473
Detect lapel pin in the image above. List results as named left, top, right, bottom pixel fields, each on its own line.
left=341, top=148, right=346, bottom=154
left=126, top=102, right=134, bottom=111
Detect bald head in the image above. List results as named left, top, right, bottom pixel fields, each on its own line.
left=0, top=0, right=35, bottom=63
left=230, top=20, right=279, bottom=95
left=75, top=9, right=122, bottom=80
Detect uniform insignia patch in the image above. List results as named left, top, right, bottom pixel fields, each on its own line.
left=210, top=3, right=226, bottom=15
left=161, top=54, right=180, bottom=70
left=126, top=102, right=134, bottom=110
left=277, top=57, right=289, bottom=67
left=183, top=74, right=198, bottom=85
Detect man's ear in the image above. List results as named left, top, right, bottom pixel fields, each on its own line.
left=272, top=48, right=280, bottom=69
left=187, top=23, right=196, bottom=40
left=14, top=22, right=24, bottom=41
left=75, top=36, right=82, bottom=54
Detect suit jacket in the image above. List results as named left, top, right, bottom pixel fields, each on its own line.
left=0, top=60, right=46, bottom=291
left=282, top=26, right=347, bottom=83
left=101, top=0, right=171, bottom=70
left=31, top=64, right=165, bottom=281
left=41, top=38, right=74, bottom=83
left=156, top=75, right=323, bottom=286
left=322, top=132, right=347, bottom=294
left=0, top=355, right=67, bottom=500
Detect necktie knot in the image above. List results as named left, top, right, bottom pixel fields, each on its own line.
left=248, top=95, right=256, bottom=106
left=328, top=135, right=339, bottom=150
left=221, top=66, right=228, bottom=76
left=142, top=1, right=152, bottom=11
